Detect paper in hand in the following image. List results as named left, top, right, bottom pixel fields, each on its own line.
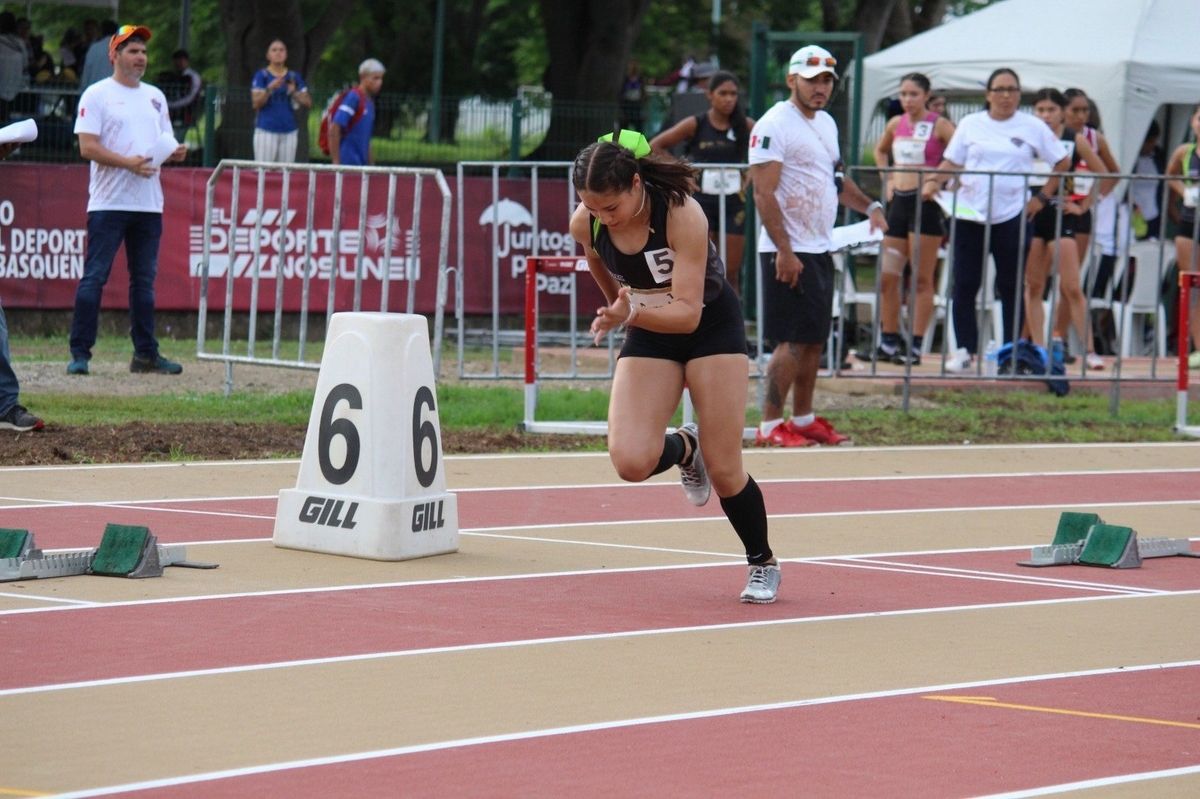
left=0, top=119, right=38, bottom=145
left=149, top=131, right=181, bottom=167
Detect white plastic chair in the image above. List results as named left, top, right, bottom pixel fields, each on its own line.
left=1112, top=239, right=1169, bottom=357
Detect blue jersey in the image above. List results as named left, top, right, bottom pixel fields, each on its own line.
left=252, top=68, right=306, bottom=133
left=333, top=89, right=375, bottom=165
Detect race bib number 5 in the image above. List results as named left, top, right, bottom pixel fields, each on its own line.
left=643, top=247, right=674, bottom=285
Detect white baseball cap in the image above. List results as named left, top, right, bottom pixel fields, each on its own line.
left=359, top=58, right=386, bottom=76
left=788, top=45, right=837, bottom=80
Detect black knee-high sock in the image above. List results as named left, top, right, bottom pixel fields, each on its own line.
left=650, top=431, right=686, bottom=476
left=719, top=475, right=772, bottom=565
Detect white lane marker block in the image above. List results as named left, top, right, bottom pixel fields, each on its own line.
left=274, top=312, right=459, bottom=560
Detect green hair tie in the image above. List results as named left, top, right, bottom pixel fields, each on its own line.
left=599, top=129, right=651, bottom=158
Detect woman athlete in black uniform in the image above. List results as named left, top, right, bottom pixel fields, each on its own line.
left=569, top=129, right=779, bottom=603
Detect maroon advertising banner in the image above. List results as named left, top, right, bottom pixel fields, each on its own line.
left=0, top=164, right=604, bottom=317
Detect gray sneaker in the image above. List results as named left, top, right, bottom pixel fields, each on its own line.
left=677, top=423, right=710, bottom=506
left=740, top=563, right=781, bottom=604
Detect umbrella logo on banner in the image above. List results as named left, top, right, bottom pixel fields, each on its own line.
left=479, top=198, right=534, bottom=229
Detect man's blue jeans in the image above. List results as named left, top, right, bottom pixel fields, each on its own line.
left=0, top=302, right=19, bottom=416
left=69, top=211, right=163, bottom=361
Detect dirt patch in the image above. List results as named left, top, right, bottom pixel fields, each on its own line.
left=5, top=356, right=933, bottom=465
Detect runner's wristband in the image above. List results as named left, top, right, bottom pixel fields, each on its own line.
left=866, top=201, right=883, bottom=215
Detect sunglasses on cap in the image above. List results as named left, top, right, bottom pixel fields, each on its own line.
left=801, top=55, right=837, bottom=67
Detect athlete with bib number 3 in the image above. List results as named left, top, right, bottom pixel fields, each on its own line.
left=570, top=129, right=780, bottom=604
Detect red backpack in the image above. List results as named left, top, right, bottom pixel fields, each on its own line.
left=318, top=86, right=366, bottom=156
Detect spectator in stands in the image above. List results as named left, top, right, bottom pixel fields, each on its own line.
left=69, top=24, right=187, bottom=377
left=872, top=71, right=955, bottom=365
left=0, top=12, right=26, bottom=123
left=0, top=140, right=44, bottom=432
left=329, top=58, right=385, bottom=166
left=921, top=67, right=1070, bottom=372
left=160, top=49, right=202, bottom=129
left=927, top=90, right=948, bottom=118
left=650, top=70, right=754, bottom=297
left=618, top=59, right=645, bottom=129
left=1131, top=120, right=1164, bottom=240
left=1165, top=103, right=1200, bottom=369
left=250, top=39, right=310, bottom=162
left=79, top=20, right=117, bottom=90
left=57, top=28, right=84, bottom=82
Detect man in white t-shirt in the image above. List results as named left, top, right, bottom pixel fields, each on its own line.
left=748, top=44, right=886, bottom=448
left=69, top=24, right=187, bottom=376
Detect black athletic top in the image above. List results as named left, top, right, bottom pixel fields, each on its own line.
left=590, top=187, right=726, bottom=304
left=686, top=113, right=743, bottom=165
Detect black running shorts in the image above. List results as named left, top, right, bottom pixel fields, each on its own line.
left=885, top=189, right=945, bottom=237
left=619, top=280, right=747, bottom=363
left=759, top=251, right=834, bottom=345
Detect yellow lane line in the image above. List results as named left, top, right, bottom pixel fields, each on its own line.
left=923, top=695, right=1200, bottom=730
left=0, top=789, right=51, bottom=797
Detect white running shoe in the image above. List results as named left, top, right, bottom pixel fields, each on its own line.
left=740, top=563, right=781, bottom=604
left=944, top=347, right=973, bottom=373
left=677, top=423, right=710, bottom=506
left=1085, top=352, right=1105, bottom=371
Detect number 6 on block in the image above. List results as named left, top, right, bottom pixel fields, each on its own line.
left=274, top=312, right=459, bottom=561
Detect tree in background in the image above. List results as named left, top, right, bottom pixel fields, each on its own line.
left=532, top=0, right=652, bottom=161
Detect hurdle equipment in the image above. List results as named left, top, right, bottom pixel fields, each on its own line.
left=0, top=525, right=217, bottom=582
left=1018, top=511, right=1200, bottom=568
left=1175, top=271, right=1200, bottom=438
left=521, top=256, right=709, bottom=436
left=522, top=255, right=609, bottom=435
left=274, top=312, right=459, bottom=560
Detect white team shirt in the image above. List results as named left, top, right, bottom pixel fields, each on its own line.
left=75, top=78, right=173, bottom=213
left=748, top=100, right=840, bottom=254
left=943, top=110, right=1068, bottom=223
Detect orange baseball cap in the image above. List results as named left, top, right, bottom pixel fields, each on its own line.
left=109, top=24, right=152, bottom=57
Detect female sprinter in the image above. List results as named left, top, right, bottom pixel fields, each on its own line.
left=570, top=129, right=779, bottom=603
left=872, top=72, right=955, bottom=364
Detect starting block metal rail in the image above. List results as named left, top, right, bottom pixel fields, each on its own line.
left=0, top=526, right=217, bottom=582
left=1018, top=512, right=1200, bottom=568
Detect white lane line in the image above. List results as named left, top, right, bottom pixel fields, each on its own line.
left=4, top=593, right=1198, bottom=698
left=811, top=560, right=1156, bottom=596
left=47, top=660, right=1200, bottom=798
left=451, top=466, right=1200, bottom=493
left=978, top=764, right=1200, bottom=798
left=0, top=591, right=98, bottom=606
left=827, top=557, right=1168, bottom=595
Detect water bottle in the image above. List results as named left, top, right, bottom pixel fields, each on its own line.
left=984, top=341, right=999, bottom=377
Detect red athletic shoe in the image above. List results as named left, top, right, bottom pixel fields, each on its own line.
left=787, top=416, right=852, bottom=446
left=754, top=424, right=816, bottom=448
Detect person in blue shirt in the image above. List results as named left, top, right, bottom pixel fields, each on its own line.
left=250, top=39, right=310, bottom=162
left=330, top=58, right=384, bottom=166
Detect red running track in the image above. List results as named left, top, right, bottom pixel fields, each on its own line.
left=87, top=665, right=1200, bottom=798
left=3, top=470, right=1197, bottom=549
left=4, top=551, right=1195, bottom=692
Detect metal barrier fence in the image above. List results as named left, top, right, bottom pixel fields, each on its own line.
left=446, top=160, right=1195, bottom=419
left=839, top=165, right=1193, bottom=412
left=196, top=160, right=452, bottom=393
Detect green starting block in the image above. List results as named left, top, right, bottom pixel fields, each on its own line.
left=0, top=524, right=218, bottom=582
left=1019, top=512, right=1200, bottom=568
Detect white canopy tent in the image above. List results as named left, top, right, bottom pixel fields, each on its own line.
left=860, top=0, right=1200, bottom=175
